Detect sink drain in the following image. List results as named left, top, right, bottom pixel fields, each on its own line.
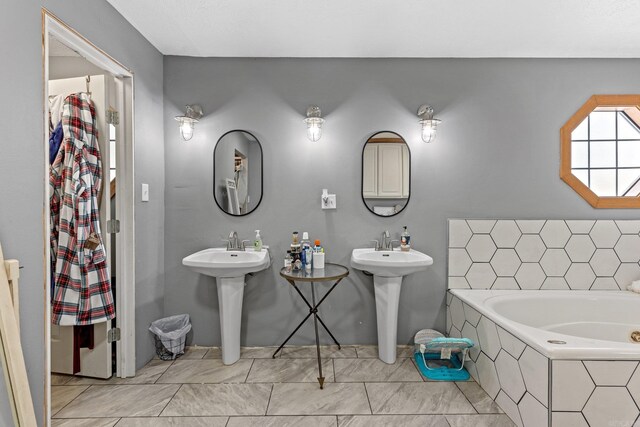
left=547, top=340, right=566, bottom=345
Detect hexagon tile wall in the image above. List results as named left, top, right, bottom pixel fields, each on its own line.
left=448, top=219, right=640, bottom=291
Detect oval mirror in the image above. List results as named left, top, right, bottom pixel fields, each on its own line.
left=361, top=131, right=410, bottom=217
left=213, top=130, right=263, bottom=216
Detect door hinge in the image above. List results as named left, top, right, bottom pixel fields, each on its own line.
left=107, top=219, right=120, bottom=234
left=108, top=327, right=121, bottom=343
left=106, top=109, right=119, bottom=125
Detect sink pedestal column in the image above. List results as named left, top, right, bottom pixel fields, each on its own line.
left=373, top=276, right=403, bottom=364
left=217, top=276, right=245, bottom=365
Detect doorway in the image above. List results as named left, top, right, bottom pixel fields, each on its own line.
left=43, top=9, right=136, bottom=423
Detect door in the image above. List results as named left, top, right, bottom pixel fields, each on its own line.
left=377, top=143, right=404, bottom=198
left=363, top=144, right=378, bottom=197
left=49, top=74, right=115, bottom=379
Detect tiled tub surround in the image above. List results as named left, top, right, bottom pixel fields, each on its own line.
left=447, top=290, right=640, bottom=427
left=448, top=219, right=640, bottom=291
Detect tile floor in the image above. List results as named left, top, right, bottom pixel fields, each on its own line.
left=51, top=345, right=515, bottom=426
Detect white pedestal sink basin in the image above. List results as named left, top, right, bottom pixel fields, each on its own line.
left=351, top=248, right=433, bottom=364
left=183, top=247, right=270, bottom=365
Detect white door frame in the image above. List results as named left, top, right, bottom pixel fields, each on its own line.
left=42, top=8, right=136, bottom=423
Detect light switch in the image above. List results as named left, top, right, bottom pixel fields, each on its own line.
left=141, top=183, right=149, bottom=202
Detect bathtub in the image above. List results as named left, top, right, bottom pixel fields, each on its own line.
left=451, top=289, right=640, bottom=360
left=447, top=289, right=640, bottom=427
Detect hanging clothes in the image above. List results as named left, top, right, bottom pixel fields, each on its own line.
left=50, top=93, right=115, bottom=326
left=49, top=121, right=64, bottom=165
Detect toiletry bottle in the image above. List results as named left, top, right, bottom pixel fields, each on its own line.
left=314, top=240, right=322, bottom=253
left=301, top=232, right=312, bottom=270
left=290, top=231, right=301, bottom=268
left=284, top=251, right=292, bottom=273
left=254, top=230, right=263, bottom=251
left=401, top=226, right=411, bottom=252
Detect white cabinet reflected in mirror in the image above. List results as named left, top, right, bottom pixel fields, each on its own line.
left=361, top=131, right=410, bottom=217
left=213, top=130, right=263, bottom=216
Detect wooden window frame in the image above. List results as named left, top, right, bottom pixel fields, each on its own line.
left=560, top=94, right=640, bottom=208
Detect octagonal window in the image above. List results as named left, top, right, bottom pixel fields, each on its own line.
left=561, top=95, right=640, bottom=208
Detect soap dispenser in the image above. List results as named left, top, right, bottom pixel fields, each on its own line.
left=254, top=230, right=263, bottom=251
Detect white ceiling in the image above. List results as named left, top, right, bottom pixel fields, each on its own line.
left=107, top=0, right=640, bottom=58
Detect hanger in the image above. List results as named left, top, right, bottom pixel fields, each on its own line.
left=85, top=75, right=92, bottom=98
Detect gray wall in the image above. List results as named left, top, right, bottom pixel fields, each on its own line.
left=163, top=57, right=640, bottom=350
left=0, top=2, right=164, bottom=425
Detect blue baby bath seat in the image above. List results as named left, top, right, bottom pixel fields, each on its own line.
left=413, top=329, right=474, bottom=381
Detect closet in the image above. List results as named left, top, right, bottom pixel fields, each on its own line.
left=48, top=37, right=118, bottom=379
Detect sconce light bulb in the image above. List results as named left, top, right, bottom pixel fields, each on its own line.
left=180, top=121, right=194, bottom=141
left=307, top=122, right=322, bottom=142
left=421, top=124, right=437, bottom=143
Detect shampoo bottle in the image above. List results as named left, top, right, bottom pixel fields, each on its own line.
left=401, top=226, right=411, bottom=252
left=301, top=232, right=312, bottom=270
left=254, top=230, right=263, bottom=251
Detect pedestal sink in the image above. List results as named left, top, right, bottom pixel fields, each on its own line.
left=182, top=247, right=270, bottom=365
left=351, top=248, right=433, bottom=364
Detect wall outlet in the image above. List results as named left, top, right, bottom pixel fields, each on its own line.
left=322, top=194, right=336, bottom=209
left=141, top=183, right=149, bottom=202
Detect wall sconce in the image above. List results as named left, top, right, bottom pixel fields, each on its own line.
left=417, top=104, right=442, bottom=143
left=304, top=105, right=325, bottom=142
left=175, top=104, right=203, bottom=141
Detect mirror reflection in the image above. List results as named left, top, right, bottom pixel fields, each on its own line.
left=571, top=106, right=640, bottom=197
left=213, top=130, right=263, bottom=216
left=362, top=131, right=410, bottom=217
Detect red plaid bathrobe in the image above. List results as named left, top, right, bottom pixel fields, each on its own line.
left=50, top=93, right=115, bottom=326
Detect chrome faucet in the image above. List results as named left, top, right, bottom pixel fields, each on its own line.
left=370, top=230, right=398, bottom=251
left=224, top=231, right=241, bottom=251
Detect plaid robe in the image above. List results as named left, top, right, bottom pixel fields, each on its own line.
left=50, top=93, right=115, bottom=326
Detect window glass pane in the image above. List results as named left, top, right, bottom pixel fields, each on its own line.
left=618, top=112, right=640, bottom=140
left=572, top=169, right=589, bottom=187
left=618, top=169, right=640, bottom=196
left=590, top=140, right=616, bottom=168
left=109, top=124, right=116, bottom=140
left=618, top=140, right=640, bottom=167
left=572, top=118, right=588, bottom=140
left=589, top=111, right=616, bottom=140
left=590, top=169, right=616, bottom=196
left=571, top=141, right=588, bottom=168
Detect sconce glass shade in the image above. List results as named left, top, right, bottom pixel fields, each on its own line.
left=175, top=117, right=197, bottom=141
left=417, top=104, right=441, bottom=143
left=419, top=118, right=441, bottom=143
left=175, top=104, right=203, bottom=141
left=304, top=105, right=325, bottom=142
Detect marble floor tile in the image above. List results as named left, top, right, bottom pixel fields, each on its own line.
left=203, top=346, right=280, bottom=359
left=267, top=382, right=371, bottom=416
left=334, top=358, right=421, bottom=382
left=456, top=381, right=503, bottom=413
left=366, top=382, right=476, bottom=415
left=338, top=415, right=450, bottom=427
left=161, top=383, right=272, bottom=416
left=355, top=345, right=414, bottom=358
left=446, top=414, right=517, bottom=427
left=54, top=384, right=179, bottom=418
left=181, top=346, right=211, bottom=359
left=281, top=345, right=358, bottom=359
left=156, top=359, right=253, bottom=383
left=227, top=416, right=337, bottom=426
left=51, top=374, right=73, bottom=386
left=66, top=360, right=173, bottom=385
left=116, top=417, right=228, bottom=426
left=51, top=386, right=89, bottom=415
left=51, top=418, right=120, bottom=427
left=246, top=358, right=334, bottom=383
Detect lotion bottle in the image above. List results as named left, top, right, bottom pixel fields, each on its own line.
left=254, top=230, right=263, bottom=251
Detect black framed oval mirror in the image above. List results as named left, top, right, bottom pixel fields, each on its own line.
left=361, top=131, right=410, bottom=217
left=213, top=130, right=263, bottom=216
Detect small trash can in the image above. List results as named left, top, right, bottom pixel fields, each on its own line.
left=149, top=314, right=192, bottom=360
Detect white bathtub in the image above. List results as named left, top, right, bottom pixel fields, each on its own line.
left=450, top=289, right=640, bottom=360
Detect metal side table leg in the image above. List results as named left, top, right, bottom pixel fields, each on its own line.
left=311, top=282, right=324, bottom=388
